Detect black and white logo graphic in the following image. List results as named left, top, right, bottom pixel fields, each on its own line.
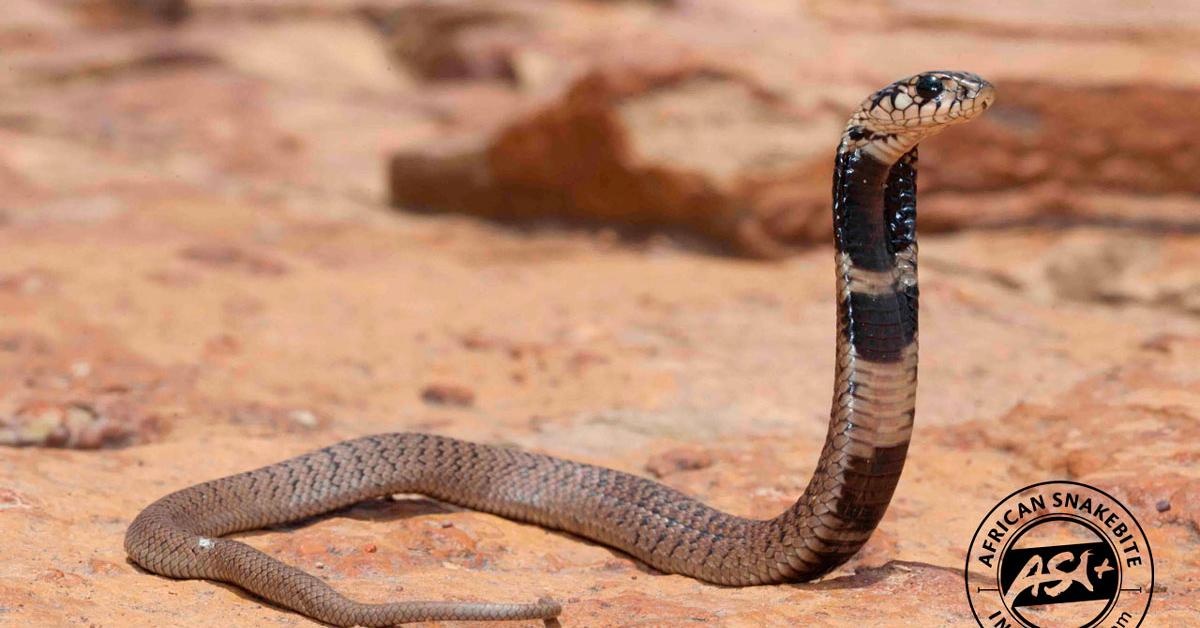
left=965, top=481, right=1153, bottom=628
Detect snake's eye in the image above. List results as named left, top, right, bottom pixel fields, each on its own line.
left=915, top=75, right=944, bottom=100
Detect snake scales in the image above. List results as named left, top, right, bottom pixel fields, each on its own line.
left=126, top=72, right=994, bottom=625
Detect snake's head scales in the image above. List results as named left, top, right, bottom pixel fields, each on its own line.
left=856, top=70, right=995, bottom=135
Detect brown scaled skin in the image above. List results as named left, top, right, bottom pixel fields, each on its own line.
left=125, top=71, right=994, bottom=625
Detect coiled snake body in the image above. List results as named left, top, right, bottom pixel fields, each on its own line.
left=126, top=72, right=994, bottom=625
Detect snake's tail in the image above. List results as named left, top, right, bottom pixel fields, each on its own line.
left=205, top=538, right=561, bottom=626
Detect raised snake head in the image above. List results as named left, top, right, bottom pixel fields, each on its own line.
left=842, top=71, right=995, bottom=162
left=855, top=71, right=995, bottom=135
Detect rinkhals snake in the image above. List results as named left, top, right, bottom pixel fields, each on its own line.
left=126, top=71, right=995, bottom=625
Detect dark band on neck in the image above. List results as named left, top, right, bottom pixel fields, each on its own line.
left=885, top=149, right=918, bottom=253
left=843, top=288, right=916, bottom=362
left=833, top=150, right=892, bottom=272
left=830, top=441, right=910, bottom=527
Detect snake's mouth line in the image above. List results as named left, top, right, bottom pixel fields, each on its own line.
left=874, top=99, right=993, bottom=129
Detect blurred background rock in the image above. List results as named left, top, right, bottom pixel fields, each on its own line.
left=4, top=0, right=1199, bottom=254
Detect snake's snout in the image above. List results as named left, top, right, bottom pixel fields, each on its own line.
left=962, top=74, right=996, bottom=113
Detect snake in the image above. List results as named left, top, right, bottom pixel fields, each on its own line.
left=125, top=71, right=994, bottom=625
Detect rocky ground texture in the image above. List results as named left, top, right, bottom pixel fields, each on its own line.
left=1, top=0, right=1198, bottom=626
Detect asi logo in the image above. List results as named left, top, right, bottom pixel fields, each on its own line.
left=965, top=481, right=1153, bottom=628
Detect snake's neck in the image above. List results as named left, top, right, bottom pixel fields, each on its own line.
left=830, top=142, right=920, bottom=451
left=776, top=142, right=921, bottom=574
left=832, top=141, right=920, bottom=414
left=832, top=140, right=920, bottom=298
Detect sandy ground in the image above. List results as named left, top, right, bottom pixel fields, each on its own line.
left=1, top=1, right=1199, bottom=626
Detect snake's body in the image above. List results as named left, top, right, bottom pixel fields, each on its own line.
left=126, top=72, right=994, bottom=625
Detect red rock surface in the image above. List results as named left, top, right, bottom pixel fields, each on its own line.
left=0, top=1, right=1197, bottom=626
